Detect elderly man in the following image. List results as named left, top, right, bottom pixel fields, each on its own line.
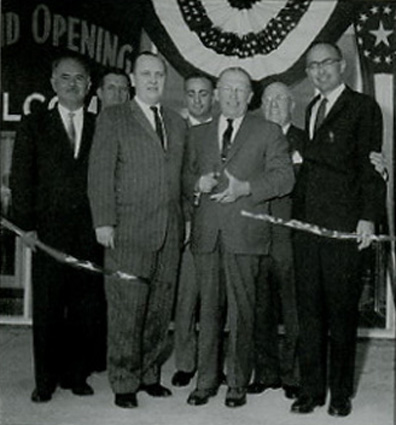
left=88, top=52, right=187, bottom=409
left=184, top=67, right=295, bottom=408
left=291, top=42, right=385, bottom=417
left=11, top=54, right=102, bottom=402
left=248, top=82, right=305, bottom=400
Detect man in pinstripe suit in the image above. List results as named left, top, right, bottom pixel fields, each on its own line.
left=88, top=52, right=187, bottom=409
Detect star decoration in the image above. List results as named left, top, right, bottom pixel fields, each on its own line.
left=383, top=6, right=392, bottom=15
left=370, top=6, right=379, bottom=15
left=360, top=13, right=368, bottom=23
left=369, top=20, right=393, bottom=47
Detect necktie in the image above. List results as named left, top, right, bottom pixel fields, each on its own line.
left=67, top=112, right=76, bottom=150
left=150, top=106, right=166, bottom=149
left=314, top=97, right=328, bottom=134
left=221, top=118, right=234, bottom=163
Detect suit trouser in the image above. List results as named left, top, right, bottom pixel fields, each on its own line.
left=32, top=233, right=102, bottom=393
left=192, top=244, right=227, bottom=390
left=293, top=232, right=362, bottom=402
left=105, top=227, right=180, bottom=394
left=223, top=250, right=260, bottom=388
left=253, top=231, right=299, bottom=386
left=174, top=247, right=199, bottom=373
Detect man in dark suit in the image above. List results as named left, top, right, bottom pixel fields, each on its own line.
left=10, top=54, right=103, bottom=402
left=248, top=82, right=305, bottom=399
left=172, top=73, right=215, bottom=388
left=184, top=67, right=295, bottom=408
left=88, top=52, right=187, bottom=409
left=291, top=42, right=385, bottom=417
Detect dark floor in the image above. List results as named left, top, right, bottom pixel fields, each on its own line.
left=0, top=326, right=395, bottom=425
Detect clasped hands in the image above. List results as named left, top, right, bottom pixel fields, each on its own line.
left=198, top=169, right=250, bottom=203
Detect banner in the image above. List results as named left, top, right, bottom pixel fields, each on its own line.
left=1, top=0, right=145, bottom=131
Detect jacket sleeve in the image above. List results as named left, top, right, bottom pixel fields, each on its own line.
left=250, top=123, right=295, bottom=203
left=9, top=114, right=38, bottom=231
left=88, top=109, right=118, bottom=228
left=356, top=97, right=386, bottom=223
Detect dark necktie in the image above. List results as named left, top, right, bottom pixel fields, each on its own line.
left=67, top=112, right=77, bottom=153
left=314, top=97, right=328, bottom=134
left=221, top=118, right=234, bottom=163
left=150, top=106, right=166, bottom=149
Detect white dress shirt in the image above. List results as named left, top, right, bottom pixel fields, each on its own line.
left=58, top=104, right=83, bottom=158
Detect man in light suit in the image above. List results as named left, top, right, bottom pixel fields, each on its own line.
left=184, top=67, right=295, bottom=408
left=172, top=73, right=215, bottom=388
left=10, top=54, right=102, bottom=402
left=88, top=52, right=187, bottom=409
left=248, top=82, right=305, bottom=399
left=291, top=42, right=385, bottom=417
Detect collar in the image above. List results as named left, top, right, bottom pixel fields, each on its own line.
left=188, top=114, right=212, bottom=126
left=57, top=103, right=84, bottom=118
left=135, top=96, right=162, bottom=117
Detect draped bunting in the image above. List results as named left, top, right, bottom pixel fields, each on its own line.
left=143, top=0, right=361, bottom=85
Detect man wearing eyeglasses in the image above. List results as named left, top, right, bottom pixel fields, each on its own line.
left=291, top=42, right=385, bottom=417
left=183, top=67, right=294, bottom=408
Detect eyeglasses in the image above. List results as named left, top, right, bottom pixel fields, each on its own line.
left=218, top=86, right=250, bottom=96
left=306, top=58, right=341, bottom=72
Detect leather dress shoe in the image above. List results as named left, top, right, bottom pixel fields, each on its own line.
left=283, top=384, right=300, bottom=399
left=71, top=382, right=94, bottom=396
left=60, top=380, right=94, bottom=396
left=187, top=388, right=218, bottom=406
left=328, top=398, right=352, bottom=417
left=172, top=371, right=195, bottom=387
left=115, top=393, right=138, bottom=408
left=247, top=380, right=281, bottom=394
left=291, top=395, right=325, bottom=414
left=31, top=388, right=52, bottom=403
left=140, top=383, right=172, bottom=397
left=225, top=387, right=247, bottom=408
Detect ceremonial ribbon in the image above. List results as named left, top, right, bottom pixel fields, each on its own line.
left=241, top=211, right=396, bottom=242
left=0, top=217, right=143, bottom=283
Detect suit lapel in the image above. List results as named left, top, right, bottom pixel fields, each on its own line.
left=48, top=108, right=76, bottom=157
left=224, top=114, right=250, bottom=164
left=78, top=111, right=94, bottom=161
left=130, top=99, right=164, bottom=153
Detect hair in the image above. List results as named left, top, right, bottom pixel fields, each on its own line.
left=184, top=72, right=215, bottom=90
left=306, top=41, right=343, bottom=60
left=132, top=51, right=167, bottom=73
left=97, top=68, right=131, bottom=89
left=217, top=66, right=252, bottom=89
left=51, top=53, right=91, bottom=77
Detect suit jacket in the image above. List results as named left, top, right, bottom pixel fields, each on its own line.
left=10, top=107, right=98, bottom=254
left=88, top=99, right=187, bottom=252
left=269, top=124, right=307, bottom=242
left=293, top=86, right=385, bottom=232
left=185, top=113, right=295, bottom=255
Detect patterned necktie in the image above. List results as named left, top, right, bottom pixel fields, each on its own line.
left=314, top=97, right=328, bottom=134
left=150, top=106, right=166, bottom=149
left=221, top=118, right=234, bottom=163
left=67, top=112, right=76, bottom=150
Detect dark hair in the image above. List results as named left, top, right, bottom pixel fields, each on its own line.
left=97, top=68, right=130, bottom=89
left=132, top=51, right=167, bottom=73
left=184, top=72, right=215, bottom=90
left=306, top=41, right=343, bottom=60
left=51, top=53, right=91, bottom=76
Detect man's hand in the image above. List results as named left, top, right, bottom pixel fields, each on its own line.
left=198, top=172, right=219, bottom=193
left=95, top=226, right=115, bottom=249
left=356, top=220, right=375, bottom=251
left=210, top=169, right=251, bottom=203
left=21, top=230, right=38, bottom=252
left=369, top=151, right=388, bottom=181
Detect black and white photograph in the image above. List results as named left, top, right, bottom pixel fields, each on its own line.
left=1, top=1, right=395, bottom=424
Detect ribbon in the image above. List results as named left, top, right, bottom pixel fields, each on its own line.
left=241, top=211, right=396, bottom=242
left=1, top=217, right=143, bottom=283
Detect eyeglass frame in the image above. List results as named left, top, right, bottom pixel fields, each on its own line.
left=306, top=58, right=342, bottom=72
